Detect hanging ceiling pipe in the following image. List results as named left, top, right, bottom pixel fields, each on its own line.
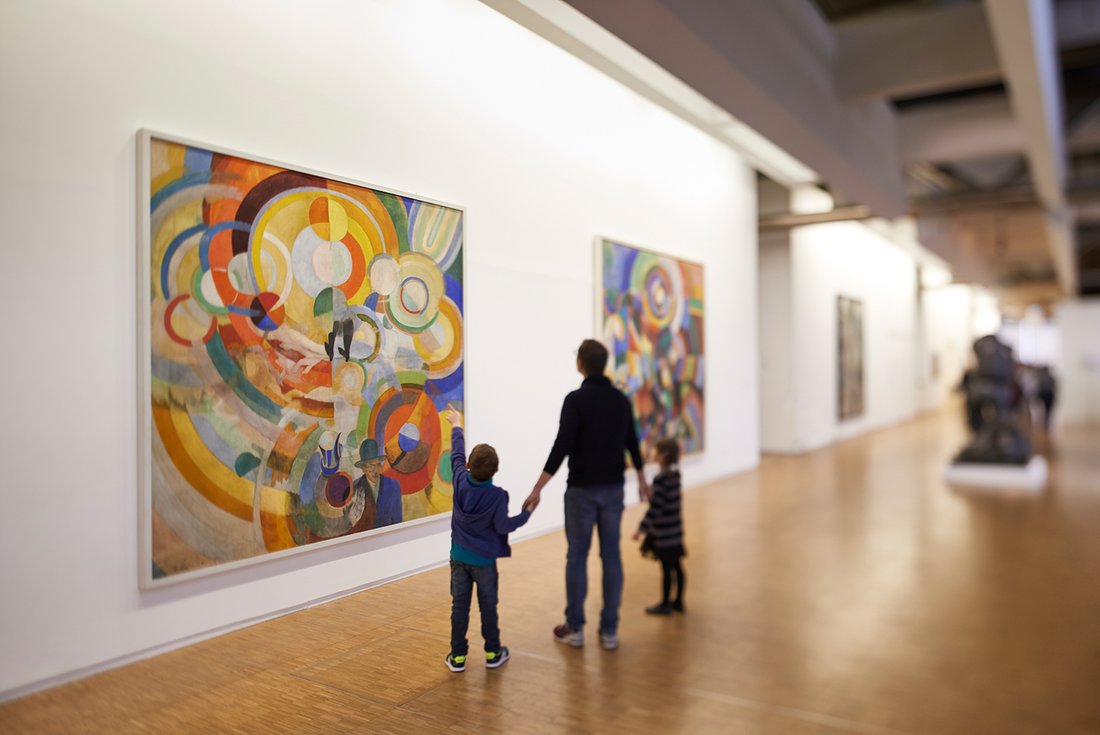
left=758, top=204, right=874, bottom=231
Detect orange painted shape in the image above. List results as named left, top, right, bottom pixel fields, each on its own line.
left=296, top=397, right=336, bottom=420
left=309, top=196, right=329, bottom=227
left=381, top=391, right=441, bottom=495
left=329, top=182, right=400, bottom=257
left=279, top=357, right=332, bottom=397
left=228, top=312, right=262, bottom=347
left=259, top=493, right=296, bottom=552
left=339, top=232, right=367, bottom=301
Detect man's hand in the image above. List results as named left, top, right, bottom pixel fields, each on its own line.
left=637, top=471, right=651, bottom=503
left=524, top=470, right=552, bottom=513
left=441, top=405, right=463, bottom=429
left=523, top=489, right=541, bottom=513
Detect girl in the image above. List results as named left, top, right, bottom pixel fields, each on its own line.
left=634, top=438, right=685, bottom=614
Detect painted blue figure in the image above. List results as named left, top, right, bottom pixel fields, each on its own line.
left=353, top=439, right=403, bottom=529
left=317, top=431, right=343, bottom=477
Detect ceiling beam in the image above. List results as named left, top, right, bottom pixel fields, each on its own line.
left=836, top=1, right=1100, bottom=104
left=835, top=4, right=1001, bottom=101
left=912, top=182, right=1100, bottom=214
left=983, top=0, right=1076, bottom=294
left=476, top=0, right=821, bottom=186
left=912, top=186, right=1039, bottom=214
left=907, top=162, right=972, bottom=194
left=516, top=0, right=908, bottom=216
left=898, top=95, right=1024, bottom=163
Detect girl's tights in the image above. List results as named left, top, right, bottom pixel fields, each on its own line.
left=660, top=557, right=685, bottom=605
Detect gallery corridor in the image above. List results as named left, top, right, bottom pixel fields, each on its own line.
left=3, top=406, right=1099, bottom=734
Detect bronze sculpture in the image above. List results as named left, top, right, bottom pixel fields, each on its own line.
left=954, top=335, right=1031, bottom=465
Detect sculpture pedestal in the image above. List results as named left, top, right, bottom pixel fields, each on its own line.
left=943, top=455, right=1048, bottom=492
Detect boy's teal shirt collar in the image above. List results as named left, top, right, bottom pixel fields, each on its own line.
left=468, top=477, right=493, bottom=488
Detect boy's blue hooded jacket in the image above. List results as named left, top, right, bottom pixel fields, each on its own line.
left=450, top=428, right=530, bottom=559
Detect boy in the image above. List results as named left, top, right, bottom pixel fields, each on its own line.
left=442, top=407, right=533, bottom=673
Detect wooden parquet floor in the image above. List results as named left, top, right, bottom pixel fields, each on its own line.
left=3, top=409, right=1100, bottom=734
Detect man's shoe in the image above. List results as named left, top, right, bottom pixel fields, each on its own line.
left=645, top=603, right=674, bottom=615
left=486, top=647, right=510, bottom=669
left=553, top=624, right=584, bottom=647
left=599, top=630, right=619, bottom=650
left=445, top=653, right=466, bottom=673
left=671, top=600, right=685, bottom=613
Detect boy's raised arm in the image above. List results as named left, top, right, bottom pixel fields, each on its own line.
left=442, top=407, right=467, bottom=488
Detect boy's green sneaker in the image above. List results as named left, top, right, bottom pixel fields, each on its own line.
left=445, top=653, right=466, bottom=673
left=485, top=647, right=510, bottom=669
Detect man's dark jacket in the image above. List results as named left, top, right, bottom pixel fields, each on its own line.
left=543, top=374, right=644, bottom=487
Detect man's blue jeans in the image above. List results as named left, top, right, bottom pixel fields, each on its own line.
left=564, top=484, right=624, bottom=634
left=450, top=560, right=500, bottom=655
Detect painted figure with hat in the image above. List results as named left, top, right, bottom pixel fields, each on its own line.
left=354, top=438, right=403, bottom=529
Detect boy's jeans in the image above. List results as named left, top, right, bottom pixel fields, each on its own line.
left=449, top=560, right=500, bottom=655
left=563, top=484, right=624, bottom=635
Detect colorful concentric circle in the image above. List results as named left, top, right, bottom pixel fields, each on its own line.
left=386, top=253, right=444, bottom=333
left=413, top=297, right=463, bottom=378
left=368, top=386, right=442, bottom=495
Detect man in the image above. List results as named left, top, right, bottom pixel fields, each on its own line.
left=525, top=339, right=649, bottom=650
left=354, top=439, right=403, bottom=528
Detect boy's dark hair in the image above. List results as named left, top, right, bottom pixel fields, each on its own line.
left=655, top=437, right=680, bottom=464
left=577, top=339, right=608, bottom=376
left=468, top=443, right=499, bottom=482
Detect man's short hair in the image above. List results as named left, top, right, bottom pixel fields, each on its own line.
left=655, top=437, right=681, bottom=464
left=468, top=444, right=499, bottom=482
left=577, top=339, right=608, bottom=375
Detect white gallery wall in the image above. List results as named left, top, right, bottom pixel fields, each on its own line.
left=999, top=318, right=1061, bottom=368
left=759, top=213, right=926, bottom=453
left=791, top=220, right=920, bottom=449
left=758, top=232, right=797, bottom=450
left=1055, top=300, right=1100, bottom=426
left=0, top=0, right=759, bottom=697
left=919, top=284, right=981, bottom=411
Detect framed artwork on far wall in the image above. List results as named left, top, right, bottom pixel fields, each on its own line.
left=138, top=130, right=465, bottom=588
left=837, top=295, right=864, bottom=420
left=597, top=238, right=705, bottom=456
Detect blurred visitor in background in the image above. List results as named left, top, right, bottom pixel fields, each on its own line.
left=1037, top=366, right=1057, bottom=430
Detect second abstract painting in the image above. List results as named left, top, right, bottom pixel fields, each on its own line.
left=599, top=239, right=705, bottom=456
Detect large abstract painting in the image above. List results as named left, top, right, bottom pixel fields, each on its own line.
left=837, top=295, right=864, bottom=420
left=599, top=239, right=705, bottom=455
left=139, top=132, right=464, bottom=586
